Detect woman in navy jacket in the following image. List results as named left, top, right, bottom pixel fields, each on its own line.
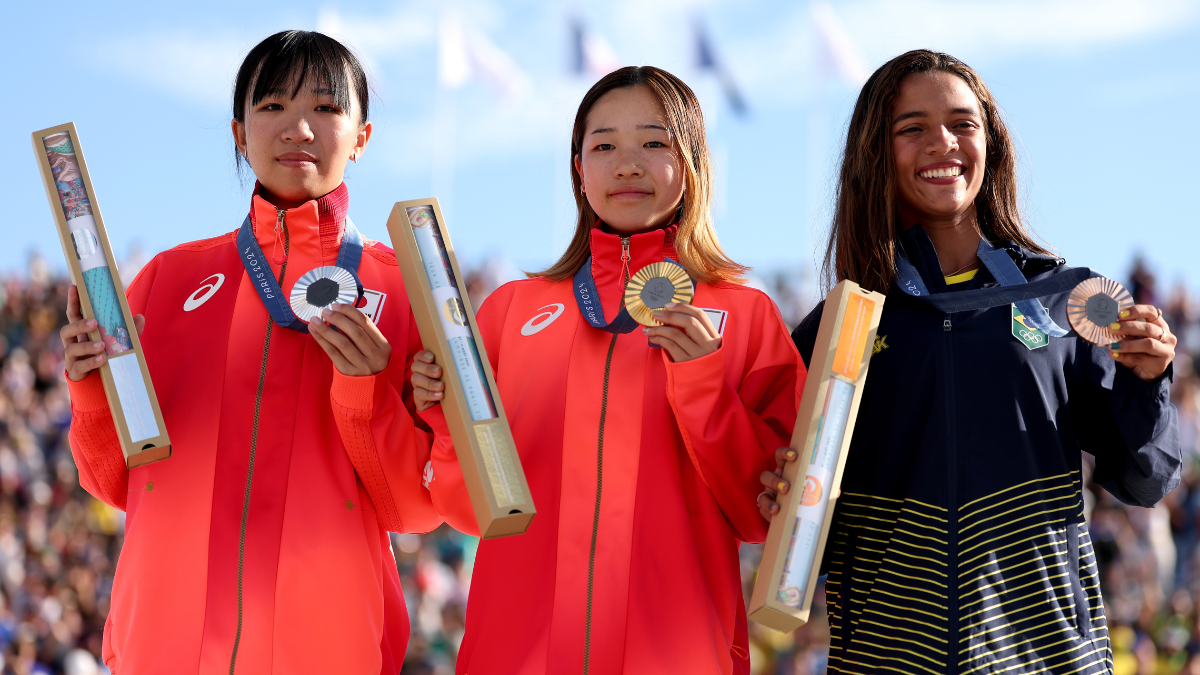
left=761, top=50, right=1180, bottom=674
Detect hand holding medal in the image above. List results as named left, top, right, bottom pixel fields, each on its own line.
left=626, top=262, right=721, bottom=362
left=1068, top=277, right=1176, bottom=381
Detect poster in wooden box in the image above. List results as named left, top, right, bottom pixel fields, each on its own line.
left=386, top=199, right=535, bottom=539
left=749, top=279, right=885, bottom=632
left=31, top=123, right=171, bottom=468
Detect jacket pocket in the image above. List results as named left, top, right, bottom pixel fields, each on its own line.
left=1065, top=522, right=1092, bottom=639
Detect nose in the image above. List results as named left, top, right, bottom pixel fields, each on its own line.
left=927, top=125, right=958, bottom=155
left=613, top=147, right=644, bottom=179
left=281, top=112, right=315, bottom=145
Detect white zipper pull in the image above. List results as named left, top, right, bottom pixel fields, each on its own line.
left=620, top=237, right=631, bottom=282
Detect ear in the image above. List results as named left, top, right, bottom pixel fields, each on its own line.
left=231, top=118, right=248, bottom=158
left=573, top=154, right=584, bottom=192
left=353, top=121, right=373, bottom=161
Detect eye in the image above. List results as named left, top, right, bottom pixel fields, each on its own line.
left=955, top=121, right=980, bottom=130
left=315, top=104, right=342, bottom=113
left=898, top=126, right=921, bottom=135
left=261, top=102, right=284, bottom=111
left=645, top=141, right=667, bottom=148
left=593, top=143, right=615, bottom=152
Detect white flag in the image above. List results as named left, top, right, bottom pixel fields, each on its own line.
left=438, top=10, right=531, bottom=102
left=811, top=1, right=870, bottom=86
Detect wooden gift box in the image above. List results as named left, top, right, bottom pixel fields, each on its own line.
left=386, top=198, right=535, bottom=538
left=748, top=279, right=885, bottom=632
left=32, top=122, right=171, bottom=468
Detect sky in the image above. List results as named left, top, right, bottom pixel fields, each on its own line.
left=3, top=0, right=1198, bottom=301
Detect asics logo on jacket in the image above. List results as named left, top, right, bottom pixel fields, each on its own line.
left=520, top=303, right=565, bottom=336
left=183, top=273, right=224, bottom=311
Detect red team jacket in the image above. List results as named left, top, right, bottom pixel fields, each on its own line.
left=424, top=224, right=805, bottom=674
left=66, top=184, right=440, bottom=674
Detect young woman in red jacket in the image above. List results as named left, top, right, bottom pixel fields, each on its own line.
left=59, top=31, right=440, bottom=674
left=412, top=66, right=805, bottom=675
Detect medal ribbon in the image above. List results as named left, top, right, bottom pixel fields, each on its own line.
left=237, top=214, right=364, bottom=334
left=895, top=238, right=1077, bottom=336
left=573, top=256, right=691, bottom=334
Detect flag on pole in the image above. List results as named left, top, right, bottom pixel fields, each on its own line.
left=569, top=17, right=622, bottom=77
left=810, top=0, right=870, bottom=86
left=693, top=18, right=748, bottom=117
left=438, top=10, right=531, bottom=102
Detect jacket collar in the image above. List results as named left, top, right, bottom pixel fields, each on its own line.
left=248, top=182, right=350, bottom=292
left=898, top=223, right=1066, bottom=293
left=589, top=222, right=679, bottom=322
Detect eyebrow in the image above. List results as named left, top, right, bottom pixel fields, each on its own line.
left=261, top=86, right=335, bottom=98
left=893, top=107, right=979, bottom=124
left=590, top=123, right=669, bottom=135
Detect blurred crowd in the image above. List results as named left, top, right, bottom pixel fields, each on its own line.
left=0, top=251, right=1196, bottom=674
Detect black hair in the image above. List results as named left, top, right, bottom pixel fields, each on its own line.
left=232, top=30, right=369, bottom=171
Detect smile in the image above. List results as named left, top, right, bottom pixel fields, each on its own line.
left=918, top=165, right=963, bottom=179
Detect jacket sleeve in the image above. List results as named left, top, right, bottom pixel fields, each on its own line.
left=1073, top=339, right=1181, bottom=508
left=418, top=284, right=519, bottom=538
left=665, top=291, right=805, bottom=543
left=65, top=255, right=167, bottom=511
left=331, top=312, right=443, bottom=534
left=67, top=371, right=129, bottom=510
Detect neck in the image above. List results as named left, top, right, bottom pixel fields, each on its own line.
left=902, top=208, right=981, bottom=276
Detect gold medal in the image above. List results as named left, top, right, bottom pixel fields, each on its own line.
left=1067, top=276, right=1133, bottom=346
left=623, top=262, right=694, bottom=326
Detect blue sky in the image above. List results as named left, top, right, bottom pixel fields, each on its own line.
left=4, top=0, right=1198, bottom=300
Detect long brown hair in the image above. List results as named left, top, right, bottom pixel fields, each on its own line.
left=532, top=66, right=747, bottom=284
left=822, top=49, right=1050, bottom=294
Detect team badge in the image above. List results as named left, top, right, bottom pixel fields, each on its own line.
left=1012, top=304, right=1049, bottom=350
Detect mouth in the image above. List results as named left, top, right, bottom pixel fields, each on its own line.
left=277, top=152, right=318, bottom=168
left=609, top=187, right=652, bottom=199
left=917, top=162, right=964, bottom=182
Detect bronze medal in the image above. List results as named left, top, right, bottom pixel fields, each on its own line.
left=623, top=262, right=694, bottom=326
left=1067, top=276, right=1134, bottom=346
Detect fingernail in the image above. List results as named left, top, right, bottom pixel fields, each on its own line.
left=431, top=367, right=440, bottom=375
left=433, top=392, right=442, bottom=398
left=1110, top=350, right=1120, bottom=359
left=642, top=327, right=650, bottom=334
left=88, top=320, right=96, bottom=326
left=1110, top=323, right=1121, bottom=331
left=777, top=481, right=787, bottom=491
left=1119, top=310, right=1130, bottom=319
left=321, top=309, right=332, bottom=318
left=96, top=355, right=105, bottom=363
left=786, top=450, right=797, bottom=460
left=770, top=504, right=779, bottom=513
left=93, top=342, right=103, bottom=349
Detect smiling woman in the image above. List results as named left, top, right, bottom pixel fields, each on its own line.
left=761, top=49, right=1181, bottom=675
left=410, top=65, right=805, bottom=674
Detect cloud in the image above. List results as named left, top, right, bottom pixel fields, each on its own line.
left=95, top=32, right=250, bottom=107
left=840, top=0, right=1200, bottom=64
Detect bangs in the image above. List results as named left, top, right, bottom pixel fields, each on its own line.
left=233, top=30, right=369, bottom=123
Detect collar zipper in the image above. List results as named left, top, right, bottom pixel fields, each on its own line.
left=271, top=209, right=288, bottom=265
left=620, top=236, right=631, bottom=289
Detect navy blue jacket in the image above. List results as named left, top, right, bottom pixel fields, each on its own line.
left=791, top=226, right=1180, bottom=675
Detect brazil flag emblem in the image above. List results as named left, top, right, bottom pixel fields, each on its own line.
left=1012, top=304, right=1049, bottom=350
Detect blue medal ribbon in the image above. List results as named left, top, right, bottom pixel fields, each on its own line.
left=572, top=255, right=692, bottom=335
left=895, top=238, right=1075, bottom=337
left=237, top=214, right=364, bottom=334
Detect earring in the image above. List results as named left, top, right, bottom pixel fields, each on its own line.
left=579, top=184, right=585, bottom=195
left=351, top=154, right=357, bottom=163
